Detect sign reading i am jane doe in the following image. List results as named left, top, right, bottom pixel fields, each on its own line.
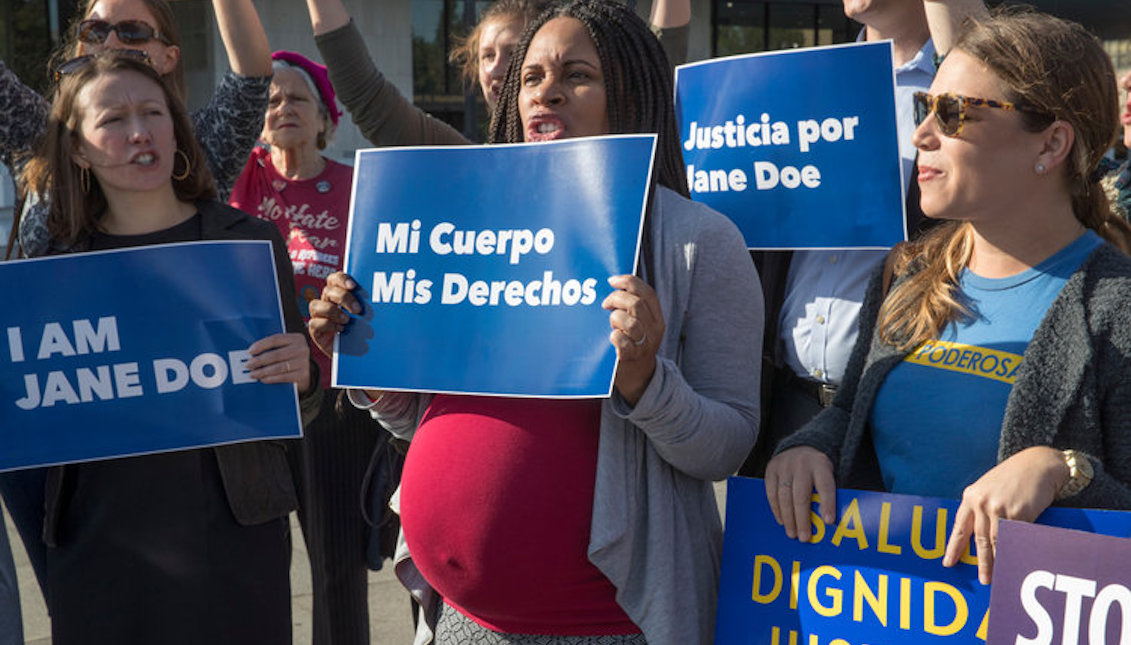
left=716, top=477, right=1131, bottom=645
left=675, top=41, right=905, bottom=250
left=0, top=241, right=302, bottom=471
left=335, top=135, right=655, bottom=398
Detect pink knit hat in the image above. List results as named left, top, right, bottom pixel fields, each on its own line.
left=271, top=50, right=342, bottom=125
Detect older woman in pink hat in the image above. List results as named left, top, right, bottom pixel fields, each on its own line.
left=230, top=50, right=382, bottom=645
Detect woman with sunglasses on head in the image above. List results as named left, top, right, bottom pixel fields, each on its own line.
left=3, top=0, right=272, bottom=259
left=309, top=2, right=762, bottom=643
left=765, top=8, right=1131, bottom=586
left=21, top=51, right=319, bottom=644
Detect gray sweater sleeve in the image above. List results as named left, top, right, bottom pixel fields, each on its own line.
left=315, top=20, right=468, bottom=148
left=613, top=200, right=763, bottom=481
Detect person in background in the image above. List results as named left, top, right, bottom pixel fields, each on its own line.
left=741, top=0, right=987, bottom=477
left=229, top=49, right=383, bottom=645
left=21, top=50, right=320, bottom=644
left=304, top=0, right=690, bottom=148
left=308, top=2, right=762, bottom=643
left=766, top=9, right=1131, bottom=586
left=6, top=0, right=273, bottom=259
left=304, top=0, right=550, bottom=147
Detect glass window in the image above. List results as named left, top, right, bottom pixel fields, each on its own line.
left=412, top=0, right=492, bottom=139
left=818, top=4, right=855, bottom=46
left=715, top=1, right=766, bottom=57
left=767, top=3, right=814, bottom=50
left=1, top=0, right=55, bottom=93
left=713, top=0, right=859, bottom=57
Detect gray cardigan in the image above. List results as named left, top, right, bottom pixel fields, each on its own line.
left=777, top=243, right=1131, bottom=509
left=359, top=186, right=763, bottom=645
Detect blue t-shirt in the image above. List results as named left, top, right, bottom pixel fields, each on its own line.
left=870, top=231, right=1102, bottom=498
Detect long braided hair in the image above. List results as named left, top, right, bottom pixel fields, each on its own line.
left=488, top=0, right=689, bottom=283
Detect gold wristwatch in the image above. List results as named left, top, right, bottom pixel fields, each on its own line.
left=1056, top=450, right=1094, bottom=500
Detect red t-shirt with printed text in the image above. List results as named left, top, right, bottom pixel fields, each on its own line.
left=230, top=146, right=352, bottom=388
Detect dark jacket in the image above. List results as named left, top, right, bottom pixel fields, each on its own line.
left=43, top=201, right=322, bottom=544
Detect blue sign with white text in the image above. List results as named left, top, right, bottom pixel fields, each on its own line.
left=0, top=241, right=302, bottom=471
left=716, top=477, right=1131, bottom=645
left=676, top=41, right=905, bottom=249
left=336, top=135, right=656, bottom=397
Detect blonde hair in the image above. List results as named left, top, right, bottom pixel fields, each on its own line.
left=876, top=8, right=1131, bottom=350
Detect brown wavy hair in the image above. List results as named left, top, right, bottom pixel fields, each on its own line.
left=876, top=8, right=1131, bottom=351
left=22, top=52, right=214, bottom=247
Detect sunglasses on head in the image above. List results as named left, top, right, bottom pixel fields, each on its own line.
left=54, top=48, right=153, bottom=81
left=913, top=91, right=1022, bottom=138
left=78, top=19, right=172, bottom=46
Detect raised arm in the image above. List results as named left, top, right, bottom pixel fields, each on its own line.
left=923, top=0, right=989, bottom=57
left=212, top=0, right=272, bottom=76
left=305, top=0, right=350, bottom=35
left=308, top=3, right=468, bottom=147
left=649, top=0, right=691, bottom=67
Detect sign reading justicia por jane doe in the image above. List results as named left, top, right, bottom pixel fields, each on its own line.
left=675, top=41, right=906, bottom=250
left=0, top=241, right=302, bottom=471
left=335, top=135, right=656, bottom=397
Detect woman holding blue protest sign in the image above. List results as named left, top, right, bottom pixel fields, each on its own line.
left=766, top=9, right=1131, bottom=586
left=0, top=2, right=273, bottom=621
left=308, top=2, right=762, bottom=644
left=20, top=51, right=320, bottom=644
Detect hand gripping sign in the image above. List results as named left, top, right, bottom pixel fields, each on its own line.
left=334, top=135, right=656, bottom=398
left=716, top=477, right=1131, bottom=645
left=0, top=240, right=302, bottom=471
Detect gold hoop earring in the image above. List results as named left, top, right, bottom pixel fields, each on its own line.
left=172, top=149, right=191, bottom=181
left=80, top=166, right=91, bottom=194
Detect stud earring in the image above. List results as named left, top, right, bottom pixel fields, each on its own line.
left=1035, top=162, right=1046, bottom=174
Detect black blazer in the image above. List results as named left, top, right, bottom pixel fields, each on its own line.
left=44, top=200, right=323, bottom=545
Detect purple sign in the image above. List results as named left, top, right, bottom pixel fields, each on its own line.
left=988, top=520, right=1131, bottom=645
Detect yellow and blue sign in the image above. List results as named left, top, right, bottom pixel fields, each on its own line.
left=675, top=42, right=905, bottom=249
left=0, top=241, right=302, bottom=470
left=335, top=135, right=656, bottom=397
left=717, top=477, right=1131, bottom=644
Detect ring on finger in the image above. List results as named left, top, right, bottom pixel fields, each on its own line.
left=633, top=331, right=648, bottom=347
left=285, top=361, right=291, bottom=372
left=780, top=481, right=793, bottom=488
